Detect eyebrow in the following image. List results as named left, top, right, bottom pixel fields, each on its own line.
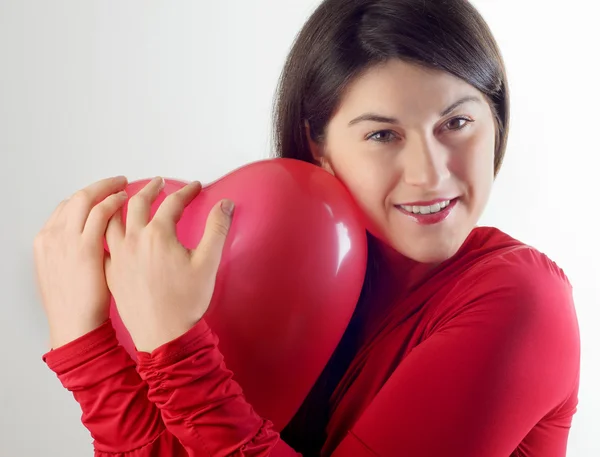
left=347, top=95, right=482, bottom=126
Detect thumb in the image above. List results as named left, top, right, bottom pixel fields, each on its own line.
left=193, top=199, right=235, bottom=270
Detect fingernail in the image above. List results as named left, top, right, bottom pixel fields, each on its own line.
left=118, top=191, right=128, bottom=199
left=189, top=180, right=202, bottom=190
left=221, top=200, right=235, bottom=217
left=155, top=176, right=165, bottom=189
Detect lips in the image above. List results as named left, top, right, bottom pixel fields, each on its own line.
left=400, top=197, right=456, bottom=207
left=395, top=198, right=459, bottom=225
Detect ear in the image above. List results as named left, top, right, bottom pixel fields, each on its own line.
left=304, top=120, right=321, bottom=162
left=304, top=121, right=334, bottom=175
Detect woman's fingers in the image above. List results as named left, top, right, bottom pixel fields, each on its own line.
left=126, top=177, right=165, bottom=233
left=84, top=191, right=128, bottom=242
left=153, top=181, right=202, bottom=230
left=105, top=205, right=125, bottom=250
left=44, top=198, right=70, bottom=230
left=192, top=199, right=235, bottom=272
left=65, top=176, right=128, bottom=232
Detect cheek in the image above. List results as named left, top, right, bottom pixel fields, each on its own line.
left=472, top=134, right=495, bottom=196
left=450, top=129, right=495, bottom=190
left=328, top=158, right=394, bottom=237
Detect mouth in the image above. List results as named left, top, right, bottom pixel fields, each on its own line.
left=394, top=198, right=459, bottom=225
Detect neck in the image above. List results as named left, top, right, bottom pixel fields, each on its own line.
left=369, top=237, right=439, bottom=298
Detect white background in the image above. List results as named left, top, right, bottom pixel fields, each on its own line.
left=1, top=0, right=598, bottom=455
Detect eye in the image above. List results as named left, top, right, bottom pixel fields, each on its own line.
left=444, top=116, right=473, bottom=131
left=366, top=130, right=397, bottom=143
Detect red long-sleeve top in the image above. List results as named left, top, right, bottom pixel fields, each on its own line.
left=43, top=226, right=580, bottom=456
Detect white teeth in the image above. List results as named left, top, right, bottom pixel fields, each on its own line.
left=400, top=200, right=451, bottom=215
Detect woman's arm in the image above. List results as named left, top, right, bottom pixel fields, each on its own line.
left=135, top=318, right=299, bottom=457
left=43, top=320, right=189, bottom=456
left=35, top=176, right=188, bottom=454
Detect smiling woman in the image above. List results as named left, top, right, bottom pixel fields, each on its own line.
left=272, top=1, right=578, bottom=455
left=35, top=0, right=580, bottom=456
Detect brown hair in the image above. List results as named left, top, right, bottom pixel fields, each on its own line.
left=273, top=1, right=511, bottom=451
left=272, top=0, right=509, bottom=176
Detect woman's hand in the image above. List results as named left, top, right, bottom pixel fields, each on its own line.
left=104, top=177, right=235, bottom=353
left=34, top=176, right=129, bottom=349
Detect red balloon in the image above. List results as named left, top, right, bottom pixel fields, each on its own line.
left=108, top=158, right=367, bottom=430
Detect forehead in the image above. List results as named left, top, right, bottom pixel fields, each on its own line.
left=336, top=59, right=484, bottom=117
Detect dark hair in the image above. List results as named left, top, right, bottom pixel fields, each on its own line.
left=273, top=1, right=511, bottom=452
left=272, top=0, right=509, bottom=176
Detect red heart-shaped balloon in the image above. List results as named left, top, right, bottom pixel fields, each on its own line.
left=108, top=158, right=367, bottom=430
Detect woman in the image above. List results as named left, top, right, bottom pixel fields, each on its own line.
left=34, top=0, right=580, bottom=456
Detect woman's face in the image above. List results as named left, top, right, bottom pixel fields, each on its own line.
left=311, top=59, right=497, bottom=264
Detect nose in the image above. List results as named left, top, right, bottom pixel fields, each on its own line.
left=400, top=133, right=450, bottom=189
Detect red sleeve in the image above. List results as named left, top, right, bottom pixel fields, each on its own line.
left=135, top=319, right=300, bottom=457
left=42, top=320, right=188, bottom=456
left=332, top=250, right=580, bottom=457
